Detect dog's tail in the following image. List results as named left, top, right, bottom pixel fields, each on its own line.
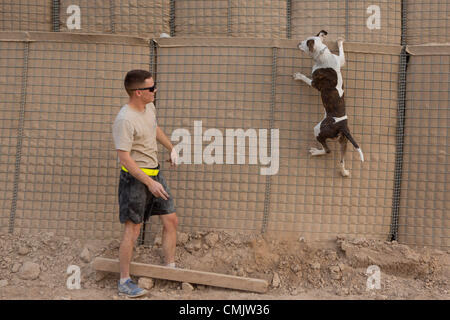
left=341, top=129, right=364, bottom=162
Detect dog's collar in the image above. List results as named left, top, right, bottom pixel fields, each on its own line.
left=333, top=115, right=348, bottom=123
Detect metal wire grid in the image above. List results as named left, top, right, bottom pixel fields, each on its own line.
left=2, top=37, right=151, bottom=239
left=405, top=0, right=450, bottom=45
left=0, top=41, right=26, bottom=234
left=136, top=39, right=400, bottom=243
left=1, top=1, right=403, bottom=44
left=146, top=42, right=274, bottom=238
left=58, top=0, right=115, bottom=33
left=399, top=52, right=450, bottom=249
left=57, top=0, right=171, bottom=36
left=0, top=1, right=52, bottom=32
left=269, top=47, right=399, bottom=240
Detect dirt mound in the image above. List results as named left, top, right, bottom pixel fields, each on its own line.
left=0, top=231, right=448, bottom=300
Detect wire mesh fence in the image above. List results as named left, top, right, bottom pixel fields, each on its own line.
left=0, top=1, right=449, bottom=249
left=398, top=45, right=450, bottom=248
left=0, top=33, right=151, bottom=239
left=405, top=0, right=450, bottom=45
left=1, top=1, right=404, bottom=44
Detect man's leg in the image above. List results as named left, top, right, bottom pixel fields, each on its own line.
left=159, top=213, right=178, bottom=266
left=119, top=221, right=141, bottom=279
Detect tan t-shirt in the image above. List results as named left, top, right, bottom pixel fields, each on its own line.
left=112, top=103, right=158, bottom=168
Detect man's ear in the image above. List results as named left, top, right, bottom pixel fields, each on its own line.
left=307, top=39, right=315, bottom=53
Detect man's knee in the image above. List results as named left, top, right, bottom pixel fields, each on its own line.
left=162, top=213, right=178, bottom=231
left=123, top=221, right=142, bottom=242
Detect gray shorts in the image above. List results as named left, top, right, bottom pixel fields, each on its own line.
left=118, top=168, right=176, bottom=224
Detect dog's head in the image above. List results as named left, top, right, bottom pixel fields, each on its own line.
left=298, top=30, right=328, bottom=58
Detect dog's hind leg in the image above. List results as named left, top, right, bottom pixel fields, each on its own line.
left=338, top=134, right=350, bottom=177
left=310, top=134, right=330, bottom=157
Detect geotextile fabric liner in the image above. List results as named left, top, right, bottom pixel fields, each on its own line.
left=398, top=45, right=450, bottom=248
left=155, top=37, right=401, bottom=242
left=0, top=32, right=151, bottom=239
left=0, top=1, right=52, bottom=32
left=0, top=41, right=26, bottom=233
left=2, top=1, right=403, bottom=45
left=406, top=0, right=450, bottom=45
left=1, top=33, right=449, bottom=250
left=291, top=0, right=401, bottom=45
left=58, top=0, right=171, bottom=36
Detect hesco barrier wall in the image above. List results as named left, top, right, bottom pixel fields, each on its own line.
left=58, top=0, right=171, bottom=36
left=1, top=1, right=402, bottom=44
left=398, top=45, right=450, bottom=248
left=0, top=32, right=409, bottom=245
left=406, top=1, right=450, bottom=45
left=0, top=1, right=52, bottom=32
left=0, top=1, right=449, bottom=249
left=0, top=32, right=151, bottom=239
left=153, top=38, right=400, bottom=242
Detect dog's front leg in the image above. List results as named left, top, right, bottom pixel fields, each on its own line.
left=337, top=37, right=345, bottom=67
left=293, top=72, right=312, bottom=86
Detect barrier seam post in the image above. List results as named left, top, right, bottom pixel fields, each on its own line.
left=9, top=41, right=30, bottom=234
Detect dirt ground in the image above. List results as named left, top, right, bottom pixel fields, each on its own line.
left=0, top=230, right=448, bottom=300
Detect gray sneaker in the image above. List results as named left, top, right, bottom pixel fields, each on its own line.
left=118, top=279, right=148, bottom=298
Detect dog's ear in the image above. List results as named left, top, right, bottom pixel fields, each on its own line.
left=307, top=39, right=315, bottom=53
left=316, top=30, right=328, bottom=40
left=316, top=30, right=328, bottom=37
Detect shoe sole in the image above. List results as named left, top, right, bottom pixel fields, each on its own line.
left=118, top=290, right=148, bottom=298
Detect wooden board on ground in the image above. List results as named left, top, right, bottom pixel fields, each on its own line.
left=93, top=257, right=269, bottom=293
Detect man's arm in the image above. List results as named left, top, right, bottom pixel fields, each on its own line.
left=156, top=126, right=173, bottom=151
left=117, top=150, right=169, bottom=200
left=156, top=126, right=178, bottom=166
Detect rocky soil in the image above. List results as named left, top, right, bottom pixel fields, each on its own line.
left=0, top=231, right=448, bottom=300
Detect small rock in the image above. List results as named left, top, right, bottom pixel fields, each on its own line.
left=95, top=271, right=108, bottom=282
left=0, top=280, right=8, bottom=288
left=272, top=273, right=281, bottom=288
left=290, top=265, right=300, bottom=273
left=329, top=266, right=340, bottom=273
left=310, top=262, right=321, bottom=270
left=80, top=247, right=91, bottom=263
left=18, top=262, right=40, bottom=280
left=176, top=232, right=189, bottom=245
left=185, top=240, right=202, bottom=253
left=108, top=239, right=120, bottom=250
left=154, top=237, right=162, bottom=246
left=112, top=295, right=119, bottom=300
left=182, top=282, right=194, bottom=292
left=138, top=277, right=154, bottom=290
left=11, top=263, right=21, bottom=273
left=18, top=246, right=30, bottom=256
left=298, top=237, right=305, bottom=242
left=204, top=233, right=219, bottom=247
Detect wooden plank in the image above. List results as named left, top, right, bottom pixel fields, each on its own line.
left=93, top=257, right=268, bottom=294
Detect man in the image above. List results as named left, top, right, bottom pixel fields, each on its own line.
left=112, top=69, right=178, bottom=298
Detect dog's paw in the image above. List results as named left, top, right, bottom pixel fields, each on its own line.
left=293, top=72, right=305, bottom=81
left=340, top=168, right=350, bottom=177
left=309, top=148, right=327, bottom=156
left=337, top=37, right=345, bottom=45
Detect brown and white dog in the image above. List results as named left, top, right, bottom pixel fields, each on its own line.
left=294, top=30, right=364, bottom=177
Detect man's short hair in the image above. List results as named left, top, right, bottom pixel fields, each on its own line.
left=124, top=70, right=152, bottom=96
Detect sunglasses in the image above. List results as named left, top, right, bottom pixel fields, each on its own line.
left=130, top=85, right=156, bottom=92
